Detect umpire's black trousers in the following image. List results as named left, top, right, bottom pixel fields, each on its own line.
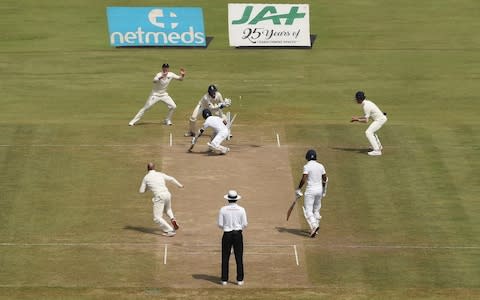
left=221, top=230, right=244, bottom=282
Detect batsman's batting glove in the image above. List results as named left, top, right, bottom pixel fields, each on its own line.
left=219, top=103, right=225, bottom=109
left=295, top=189, right=303, bottom=198
left=224, top=98, right=232, bottom=107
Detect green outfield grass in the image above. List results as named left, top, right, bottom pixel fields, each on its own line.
left=1, top=0, right=479, bottom=299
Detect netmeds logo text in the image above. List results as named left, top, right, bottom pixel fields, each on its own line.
left=107, top=7, right=206, bottom=47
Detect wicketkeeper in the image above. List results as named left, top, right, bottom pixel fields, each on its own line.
left=185, top=84, right=232, bottom=137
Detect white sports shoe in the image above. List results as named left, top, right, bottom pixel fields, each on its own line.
left=368, top=150, right=382, bottom=156
left=128, top=122, right=135, bottom=126
left=221, top=281, right=227, bottom=286
left=164, top=119, right=173, bottom=126
left=237, top=281, right=244, bottom=286
left=162, top=231, right=176, bottom=237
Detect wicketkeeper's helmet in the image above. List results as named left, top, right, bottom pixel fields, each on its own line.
left=305, top=149, right=317, bottom=161
left=355, top=91, right=366, bottom=101
left=202, top=108, right=212, bottom=119
left=208, top=84, right=217, bottom=97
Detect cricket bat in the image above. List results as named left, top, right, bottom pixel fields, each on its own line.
left=286, top=196, right=300, bottom=221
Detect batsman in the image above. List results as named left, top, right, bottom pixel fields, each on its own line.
left=189, top=109, right=231, bottom=154
left=294, top=149, right=328, bottom=238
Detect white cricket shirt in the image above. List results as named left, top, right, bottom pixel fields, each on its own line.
left=218, top=203, right=248, bottom=232
left=139, top=170, right=182, bottom=196
left=303, top=160, right=326, bottom=192
left=202, top=116, right=228, bottom=134
left=199, top=92, right=224, bottom=111
left=362, top=99, right=387, bottom=121
left=151, top=72, right=182, bottom=96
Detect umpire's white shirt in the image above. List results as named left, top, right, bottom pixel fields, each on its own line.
left=362, top=100, right=387, bottom=121
left=151, top=72, right=182, bottom=96
left=218, top=203, right=248, bottom=232
left=139, top=170, right=181, bottom=198
left=202, top=116, right=228, bottom=134
left=303, top=161, right=326, bottom=193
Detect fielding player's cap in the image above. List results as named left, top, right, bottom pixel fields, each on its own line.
left=162, top=63, right=170, bottom=68
left=224, top=190, right=242, bottom=201
left=355, top=91, right=366, bottom=101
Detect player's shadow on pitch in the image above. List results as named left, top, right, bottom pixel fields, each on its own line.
left=276, top=227, right=308, bottom=237
left=123, top=225, right=160, bottom=235
left=192, top=274, right=221, bottom=284
left=132, top=122, right=164, bottom=126
left=331, top=147, right=370, bottom=154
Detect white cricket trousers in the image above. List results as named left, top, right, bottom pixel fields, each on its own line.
left=303, top=189, right=323, bottom=230
left=130, top=93, right=177, bottom=125
left=152, top=192, right=175, bottom=233
left=209, top=129, right=229, bottom=153
left=365, top=117, right=387, bottom=151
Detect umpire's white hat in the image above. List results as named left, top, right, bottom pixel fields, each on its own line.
left=224, top=190, right=242, bottom=201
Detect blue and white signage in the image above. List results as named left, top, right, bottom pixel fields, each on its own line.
left=107, top=7, right=206, bottom=47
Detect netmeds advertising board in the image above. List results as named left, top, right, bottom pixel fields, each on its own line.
left=106, top=7, right=206, bottom=47
left=228, top=3, right=311, bottom=47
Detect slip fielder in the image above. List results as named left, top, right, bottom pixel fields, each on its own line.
left=350, top=91, right=388, bottom=156
left=129, top=63, right=185, bottom=126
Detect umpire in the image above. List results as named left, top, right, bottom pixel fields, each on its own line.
left=218, top=190, right=248, bottom=286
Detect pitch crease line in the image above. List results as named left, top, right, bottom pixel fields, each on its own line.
left=164, top=244, right=168, bottom=265
left=0, top=144, right=162, bottom=147
left=304, top=244, right=480, bottom=250
left=1, top=243, right=479, bottom=250
left=0, top=242, right=300, bottom=248
left=293, top=245, right=299, bottom=266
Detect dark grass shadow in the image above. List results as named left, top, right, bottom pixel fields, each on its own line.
left=132, top=122, right=165, bottom=127
left=331, top=147, right=370, bottom=154
left=124, top=225, right=160, bottom=235
left=275, top=227, right=308, bottom=237
left=192, top=274, right=222, bottom=285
